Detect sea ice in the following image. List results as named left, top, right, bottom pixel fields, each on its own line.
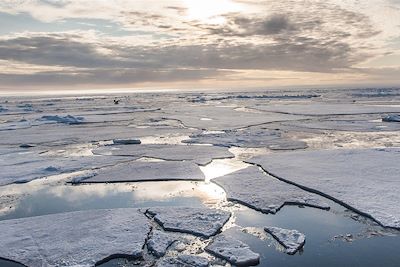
left=93, top=144, right=234, bottom=165
left=249, top=148, right=400, bottom=228
left=382, top=114, right=400, bottom=122
left=77, top=161, right=205, bottom=183
left=146, top=207, right=231, bottom=238
left=205, top=234, right=260, bottom=266
left=0, top=208, right=151, bottom=267
left=147, top=230, right=177, bottom=257
left=155, top=255, right=209, bottom=267
left=39, top=115, right=85, bottom=124
left=113, top=138, right=141, bottom=144
left=212, top=166, right=330, bottom=213
left=264, top=227, right=306, bottom=254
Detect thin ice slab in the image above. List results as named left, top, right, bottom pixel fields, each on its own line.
left=264, top=227, right=305, bottom=255
left=155, top=255, right=209, bottom=267
left=93, top=144, right=234, bottom=165
left=249, top=148, right=400, bottom=228
left=212, top=166, right=330, bottom=214
left=78, top=161, right=205, bottom=183
left=147, top=230, right=177, bottom=257
left=146, top=207, right=231, bottom=238
left=205, top=234, right=260, bottom=266
left=0, top=209, right=151, bottom=267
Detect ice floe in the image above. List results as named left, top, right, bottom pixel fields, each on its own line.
left=212, top=166, right=330, bottom=213
left=264, top=227, right=306, bottom=254
left=0, top=208, right=151, bottom=267
left=155, top=255, right=209, bottom=267
left=205, top=234, right=260, bottom=266
left=249, top=148, right=400, bottom=228
left=77, top=161, right=205, bottom=183
left=93, top=144, right=234, bottom=165
left=146, top=207, right=231, bottom=238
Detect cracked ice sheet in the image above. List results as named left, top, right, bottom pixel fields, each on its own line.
left=93, top=144, right=234, bottom=165
left=205, top=234, right=260, bottom=266
left=147, top=230, right=177, bottom=257
left=0, top=208, right=151, bottom=267
left=78, top=161, right=205, bottom=183
left=212, top=166, right=329, bottom=214
left=264, top=227, right=306, bottom=255
left=249, top=148, right=400, bottom=228
left=146, top=207, right=231, bottom=238
left=251, top=103, right=400, bottom=116
left=155, top=255, right=209, bottom=267
left=162, top=105, right=306, bottom=130
left=0, top=150, right=132, bottom=186
left=184, top=128, right=307, bottom=150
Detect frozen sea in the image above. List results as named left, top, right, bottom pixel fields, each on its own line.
left=0, top=87, right=400, bottom=266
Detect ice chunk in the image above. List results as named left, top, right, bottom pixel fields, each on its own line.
left=212, top=166, right=329, bottom=214
left=205, top=234, right=260, bottom=266
left=249, top=148, right=400, bottom=228
left=155, top=255, right=209, bottom=267
left=39, top=115, right=85, bottom=124
left=93, top=144, right=234, bottom=165
left=264, top=227, right=305, bottom=254
left=78, top=161, right=204, bottom=183
left=147, top=230, right=177, bottom=257
left=0, top=209, right=151, bottom=267
left=113, top=138, right=141, bottom=145
left=147, top=207, right=231, bottom=238
left=382, top=114, right=400, bottom=122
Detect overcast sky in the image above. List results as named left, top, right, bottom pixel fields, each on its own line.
left=0, top=0, right=399, bottom=91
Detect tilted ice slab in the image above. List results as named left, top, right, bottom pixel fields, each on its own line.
left=205, top=234, right=260, bottom=266
left=251, top=103, right=400, bottom=116
left=0, top=209, right=151, bottom=267
left=264, top=227, right=306, bottom=255
left=147, top=230, right=177, bottom=257
left=156, top=255, right=209, bottom=267
left=249, top=148, right=400, bottom=228
left=184, top=128, right=307, bottom=150
left=146, top=207, right=231, bottom=238
left=212, top=166, right=329, bottom=214
left=78, top=161, right=204, bottom=183
left=93, top=144, right=234, bottom=165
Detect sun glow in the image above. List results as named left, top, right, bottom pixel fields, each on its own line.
left=182, top=0, right=243, bottom=23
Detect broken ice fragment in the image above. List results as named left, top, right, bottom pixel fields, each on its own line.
left=39, top=115, right=85, bottom=124
left=156, top=255, right=209, bottom=267
left=147, top=230, right=177, bottom=257
left=205, top=234, right=260, bottom=266
left=0, top=209, right=151, bottom=267
left=212, top=166, right=330, bottom=214
left=146, top=207, right=231, bottom=238
left=382, top=114, right=400, bottom=122
left=113, top=138, right=141, bottom=145
left=264, top=227, right=305, bottom=255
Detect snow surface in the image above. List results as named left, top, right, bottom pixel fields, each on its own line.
left=78, top=161, right=204, bottom=183
left=93, top=144, right=234, bottom=165
left=155, top=255, right=209, bottom=267
left=205, top=234, right=260, bottom=266
left=212, top=166, right=330, bottom=213
left=147, top=230, right=177, bottom=257
left=264, top=227, right=306, bottom=255
left=146, top=207, right=231, bottom=238
left=184, top=128, right=307, bottom=150
left=249, top=148, right=400, bottom=228
left=0, top=208, right=151, bottom=267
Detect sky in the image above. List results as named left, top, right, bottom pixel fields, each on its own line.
left=0, top=0, right=399, bottom=92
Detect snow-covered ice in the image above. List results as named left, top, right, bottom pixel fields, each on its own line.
left=147, top=230, right=177, bottom=257
left=212, top=166, right=330, bottom=213
left=93, top=144, right=234, bottom=165
left=155, top=254, right=209, bottom=267
left=205, top=234, right=260, bottom=266
left=249, top=148, right=400, bottom=228
left=264, top=227, right=306, bottom=254
left=146, top=207, right=231, bottom=238
left=78, top=161, right=205, bottom=183
left=0, top=208, right=151, bottom=267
